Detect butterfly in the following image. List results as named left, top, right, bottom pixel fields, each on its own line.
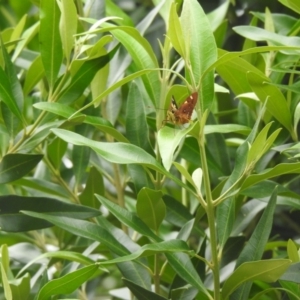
left=163, top=92, right=198, bottom=125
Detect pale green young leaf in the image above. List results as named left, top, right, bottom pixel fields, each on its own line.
left=181, top=0, right=217, bottom=111
left=158, top=122, right=197, bottom=171
left=18, top=251, right=95, bottom=278
left=222, top=259, right=291, bottom=300
left=99, top=240, right=193, bottom=265
left=293, top=102, right=300, bottom=135
left=207, top=0, right=230, bottom=31
left=105, top=0, right=134, bottom=26
left=278, top=0, right=300, bottom=14
left=37, top=264, right=99, bottom=300
left=246, top=122, right=273, bottom=165
left=1, top=263, right=12, bottom=300
left=12, top=22, right=40, bottom=61
left=173, top=161, right=196, bottom=188
left=10, top=272, right=30, bottom=300
left=100, top=24, right=160, bottom=105
left=7, top=14, right=27, bottom=53
left=287, top=239, right=299, bottom=262
left=242, top=162, right=300, bottom=190
left=40, top=0, right=63, bottom=88
left=51, top=129, right=195, bottom=193
left=168, top=3, right=186, bottom=57
left=192, top=168, right=203, bottom=195
left=57, top=0, right=77, bottom=64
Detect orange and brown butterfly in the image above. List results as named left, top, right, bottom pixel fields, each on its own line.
left=163, top=92, right=198, bottom=125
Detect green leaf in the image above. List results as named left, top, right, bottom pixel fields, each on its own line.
left=123, top=278, right=168, bottom=300
left=96, top=216, right=152, bottom=290
left=0, top=195, right=100, bottom=232
left=12, top=22, right=40, bottom=62
left=241, top=162, right=300, bottom=190
left=6, top=14, right=27, bottom=53
left=72, top=125, right=91, bottom=185
left=18, top=251, right=94, bottom=278
left=0, top=153, right=43, bottom=184
left=128, top=164, right=155, bottom=193
left=0, top=64, right=23, bottom=122
left=21, top=211, right=131, bottom=256
left=97, top=194, right=159, bottom=241
left=164, top=252, right=209, bottom=296
left=247, top=72, right=293, bottom=135
left=51, top=128, right=195, bottom=194
left=59, top=47, right=118, bottom=104
left=163, top=195, right=205, bottom=238
left=181, top=0, right=217, bottom=111
left=96, top=195, right=209, bottom=296
left=52, top=128, right=160, bottom=169
left=10, top=273, right=30, bottom=300
left=23, top=55, right=44, bottom=96
left=250, top=286, right=300, bottom=300
left=33, top=102, right=128, bottom=142
left=105, top=0, right=134, bottom=26
left=99, top=240, right=194, bottom=265
left=278, top=0, right=300, bottom=14
left=1, top=36, right=24, bottom=113
left=287, top=240, right=299, bottom=263
left=19, top=120, right=64, bottom=152
left=158, top=123, right=197, bottom=171
left=57, top=0, right=77, bottom=64
left=246, top=122, right=280, bottom=166
left=168, top=3, right=186, bottom=57
left=233, top=25, right=300, bottom=53
left=207, top=0, right=230, bottom=31
left=231, top=188, right=278, bottom=299
left=13, top=178, right=69, bottom=199
left=100, top=24, right=160, bottom=105
left=204, top=124, right=251, bottom=135
left=217, top=142, right=249, bottom=248
left=37, top=264, right=99, bottom=300
left=39, top=0, right=62, bottom=88
left=125, top=82, right=153, bottom=154
left=1, top=262, right=12, bottom=300
left=222, top=259, right=291, bottom=300
left=173, top=162, right=197, bottom=190
left=47, top=137, right=67, bottom=169
left=137, top=188, right=165, bottom=232
left=79, top=167, right=104, bottom=209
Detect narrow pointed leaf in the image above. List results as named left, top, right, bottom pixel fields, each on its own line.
left=222, top=259, right=291, bottom=299
left=0, top=153, right=43, bottom=184
left=37, top=264, right=99, bottom=300
left=39, top=0, right=62, bottom=88
left=0, top=195, right=100, bottom=232
left=99, top=240, right=194, bottom=265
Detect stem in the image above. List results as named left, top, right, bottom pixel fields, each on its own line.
left=198, top=128, right=220, bottom=300
left=112, top=162, right=127, bottom=234
left=154, top=253, right=161, bottom=294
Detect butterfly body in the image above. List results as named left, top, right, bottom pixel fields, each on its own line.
left=164, top=92, right=198, bottom=125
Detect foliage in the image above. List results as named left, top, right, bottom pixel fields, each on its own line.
left=0, top=0, right=300, bottom=299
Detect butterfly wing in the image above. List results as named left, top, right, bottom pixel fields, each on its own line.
left=174, top=92, right=198, bottom=124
